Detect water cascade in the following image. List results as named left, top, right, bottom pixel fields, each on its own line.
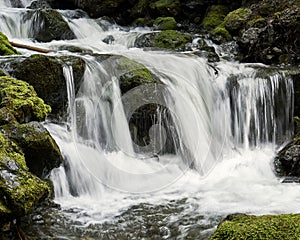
left=0, top=1, right=299, bottom=238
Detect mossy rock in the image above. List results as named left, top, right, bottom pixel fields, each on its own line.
left=7, top=54, right=85, bottom=118
left=224, top=8, right=252, bottom=33
left=31, top=9, right=75, bottom=42
left=211, top=213, right=300, bottom=239
left=2, top=122, right=63, bottom=178
left=153, top=17, right=177, bottom=30
left=201, top=5, right=229, bottom=30
left=149, top=0, right=180, bottom=17
left=212, top=26, right=232, bottom=43
left=117, top=56, right=160, bottom=94
left=0, top=132, right=49, bottom=222
left=135, top=30, right=192, bottom=51
left=0, top=75, right=51, bottom=123
left=0, top=32, right=19, bottom=56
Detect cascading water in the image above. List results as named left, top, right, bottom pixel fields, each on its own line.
left=0, top=2, right=299, bottom=239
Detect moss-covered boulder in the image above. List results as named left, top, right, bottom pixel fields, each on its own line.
left=2, top=122, right=63, bottom=178
left=0, top=132, right=49, bottom=223
left=116, top=56, right=160, bottom=94
left=6, top=54, right=85, bottom=118
left=0, top=75, right=51, bottom=123
left=211, top=213, right=300, bottom=239
left=135, top=30, right=192, bottom=51
left=153, top=17, right=177, bottom=30
left=224, top=8, right=252, bottom=34
left=0, top=32, right=19, bottom=56
left=201, top=5, right=229, bottom=30
left=31, top=9, right=75, bottom=42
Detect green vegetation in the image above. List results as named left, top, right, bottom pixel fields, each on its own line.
left=0, top=32, right=19, bottom=56
left=211, top=213, right=300, bottom=240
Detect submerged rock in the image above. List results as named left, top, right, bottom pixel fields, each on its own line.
left=0, top=32, right=19, bottom=56
left=211, top=213, right=300, bottom=239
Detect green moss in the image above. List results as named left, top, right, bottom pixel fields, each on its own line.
left=224, top=8, right=252, bottom=33
left=201, top=5, right=229, bottom=30
left=153, top=17, right=177, bottom=30
left=0, top=32, right=19, bottom=56
left=247, top=16, right=266, bottom=28
left=0, top=132, right=49, bottom=217
left=211, top=213, right=300, bottom=240
left=0, top=75, right=51, bottom=123
left=212, top=26, right=232, bottom=41
left=118, top=56, right=159, bottom=94
left=153, top=30, right=192, bottom=50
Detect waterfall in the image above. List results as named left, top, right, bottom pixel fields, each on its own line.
left=0, top=4, right=299, bottom=236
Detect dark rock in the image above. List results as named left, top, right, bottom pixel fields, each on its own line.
left=28, top=0, right=52, bottom=9
left=102, top=35, right=115, bottom=44
left=30, top=9, right=75, bottom=42
left=153, top=17, right=177, bottom=30
left=274, top=143, right=300, bottom=176
left=1, top=122, right=63, bottom=178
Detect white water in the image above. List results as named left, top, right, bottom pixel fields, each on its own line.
left=0, top=3, right=299, bottom=236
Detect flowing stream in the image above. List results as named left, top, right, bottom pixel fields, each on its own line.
left=0, top=2, right=300, bottom=239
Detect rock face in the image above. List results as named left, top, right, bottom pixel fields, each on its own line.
left=5, top=54, right=85, bottom=119
left=211, top=213, right=300, bottom=239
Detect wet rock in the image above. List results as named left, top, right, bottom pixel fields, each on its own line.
left=116, top=56, right=160, bottom=94
left=28, top=0, right=52, bottom=9
left=1, top=122, right=63, bottom=178
left=274, top=143, right=300, bottom=176
left=102, top=35, right=115, bottom=44
left=0, top=32, right=19, bottom=56
left=0, top=132, right=49, bottom=223
left=5, top=54, right=85, bottom=119
left=30, top=9, right=75, bottom=42
left=135, top=30, right=192, bottom=51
